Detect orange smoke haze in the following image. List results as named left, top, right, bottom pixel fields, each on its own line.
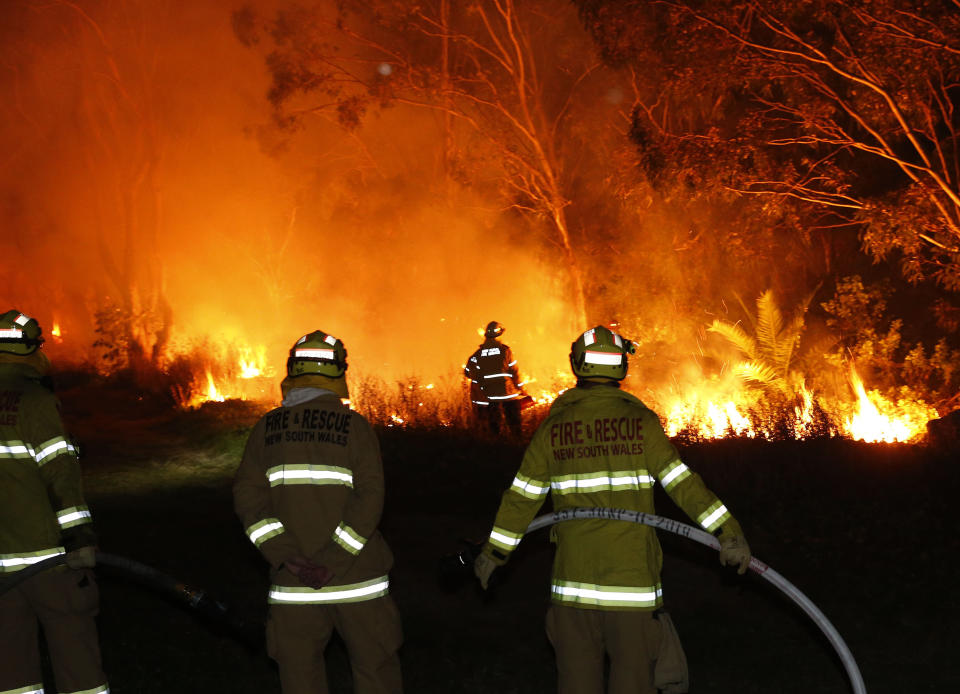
left=0, top=1, right=577, bottom=398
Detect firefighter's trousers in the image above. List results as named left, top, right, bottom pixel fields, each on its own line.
left=546, top=604, right=662, bottom=694
left=476, top=401, right=522, bottom=438
left=0, top=567, right=108, bottom=694
left=267, top=594, right=403, bottom=694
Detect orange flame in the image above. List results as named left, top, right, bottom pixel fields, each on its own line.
left=842, top=367, right=937, bottom=443
left=238, top=345, right=268, bottom=379
left=165, top=332, right=938, bottom=442
left=201, top=371, right=226, bottom=403
left=173, top=342, right=274, bottom=409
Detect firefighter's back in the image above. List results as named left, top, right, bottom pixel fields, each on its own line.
left=0, top=364, right=66, bottom=562
left=536, top=384, right=668, bottom=610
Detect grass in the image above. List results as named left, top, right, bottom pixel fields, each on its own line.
left=33, top=381, right=960, bottom=693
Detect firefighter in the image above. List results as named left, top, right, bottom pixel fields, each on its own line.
left=0, top=309, right=109, bottom=694
left=463, top=321, right=525, bottom=438
left=473, top=326, right=752, bottom=694
left=233, top=330, right=403, bottom=694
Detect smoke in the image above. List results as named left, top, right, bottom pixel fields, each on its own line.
left=0, top=0, right=578, bottom=392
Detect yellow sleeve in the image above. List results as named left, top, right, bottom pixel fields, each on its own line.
left=27, top=391, right=96, bottom=550
left=646, top=411, right=743, bottom=539
left=483, top=425, right=552, bottom=563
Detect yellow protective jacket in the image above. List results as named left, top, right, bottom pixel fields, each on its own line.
left=484, top=383, right=744, bottom=611
left=464, top=338, right=523, bottom=405
left=233, top=390, right=394, bottom=605
left=0, top=363, right=96, bottom=574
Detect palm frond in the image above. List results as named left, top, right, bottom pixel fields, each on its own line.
left=772, top=314, right=804, bottom=372
left=755, top=289, right=783, bottom=362
left=708, top=319, right=757, bottom=360
left=733, top=360, right=783, bottom=387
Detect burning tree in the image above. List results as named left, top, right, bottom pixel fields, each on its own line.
left=233, top=0, right=631, bottom=326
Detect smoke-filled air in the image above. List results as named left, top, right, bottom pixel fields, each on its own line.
left=3, top=0, right=958, bottom=441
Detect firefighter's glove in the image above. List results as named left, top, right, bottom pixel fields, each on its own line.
left=66, top=546, right=97, bottom=569
left=473, top=552, right=498, bottom=590
left=718, top=535, right=751, bottom=575
left=284, top=556, right=332, bottom=590
left=300, top=565, right=332, bottom=590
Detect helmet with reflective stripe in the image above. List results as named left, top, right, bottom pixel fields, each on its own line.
left=0, top=310, right=44, bottom=356
left=569, top=325, right=635, bottom=381
left=484, top=321, right=505, bottom=339
left=286, top=330, right=348, bottom=379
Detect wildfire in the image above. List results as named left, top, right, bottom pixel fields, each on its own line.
left=200, top=371, right=226, bottom=403
left=173, top=343, right=274, bottom=409
left=238, top=345, right=269, bottom=379
left=843, top=367, right=938, bottom=443
left=664, top=393, right=755, bottom=439
left=148, top=328, right=943, bottom=442
left=657, top=367, right=936, bottom=443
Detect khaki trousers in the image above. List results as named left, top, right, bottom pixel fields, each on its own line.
left=0, top=567, right=108, bottom=693
left=267, top=595, right=403, bottom=694
left=546, top=604, right=662, bottom=694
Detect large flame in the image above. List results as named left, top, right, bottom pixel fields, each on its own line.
left=654, top=368, right=934, bottom=442
left=842, top=367, right=938, bottom=443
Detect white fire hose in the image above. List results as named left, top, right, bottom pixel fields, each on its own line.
left=526, top=507, right=866, bottom=694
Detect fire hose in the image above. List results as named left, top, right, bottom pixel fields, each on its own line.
left=0, top=551, right=261, bottom=650
left=526, top=508, right=867, bottom=694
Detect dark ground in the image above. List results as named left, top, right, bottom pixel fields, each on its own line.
left=33, top=381, right=960, bottom=693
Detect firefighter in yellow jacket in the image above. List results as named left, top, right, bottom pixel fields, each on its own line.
left=474, top=326, right=751, bottom=694
left=0, top=309, right=110, bottom=694
left=463, top=321, right=525, bottom=437
left=233, top=330, right=402, bottom=694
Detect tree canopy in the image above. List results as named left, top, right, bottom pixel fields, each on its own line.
left=234, top=0, right=634, bottom=325
left=579, top=0, right=960, bottom=290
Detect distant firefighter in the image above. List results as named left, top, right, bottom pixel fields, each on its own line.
left=0, top=310, right=109, bottom=694
left=463, top=321, right=526, bottom=438
left=473, top=325, right=752, bottom=694
left=233, top=330, right=403, bottom=694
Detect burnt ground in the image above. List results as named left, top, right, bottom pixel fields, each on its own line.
left=27, top=379, right=960, bottom=693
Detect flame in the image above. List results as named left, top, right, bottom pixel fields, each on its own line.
left=664, top=393, right=756, bottom=439
left=238, top=345, right=268, bottom=379
left=842, top=367, right=937, bottom=443
left=51, top=322, right=61, bottom=338
left=656, top=368, right=936, bottom=442
left=171, top=341, right=275, bottom=409
left=201, top=371, right=226, bottom=403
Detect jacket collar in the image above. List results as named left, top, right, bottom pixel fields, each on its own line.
left=550, top=382, right=647, bottom=412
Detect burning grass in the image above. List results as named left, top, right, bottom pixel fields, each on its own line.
left=64, top=359, right=941, bottom=445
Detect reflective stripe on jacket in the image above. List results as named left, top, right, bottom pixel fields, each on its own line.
left=464, top=338, right=522, bottom=403
left=0, top=363, right=95, bottom=573
left=233, top=390, right=393, bottom=603
left=484, top=384, right=743, bottom=611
